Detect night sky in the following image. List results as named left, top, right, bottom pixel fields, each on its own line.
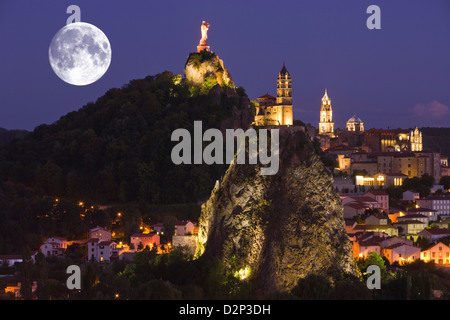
left=0, top=0, right=449, bottom=131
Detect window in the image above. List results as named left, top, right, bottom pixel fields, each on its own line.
left=432, top=252, right=435, bottom=258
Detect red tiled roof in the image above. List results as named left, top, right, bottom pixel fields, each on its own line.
left=365, top=191, right=388, bottom=196
left=349, top=196, right=378, bottom=203
left=257, top=94, right=276, bottom=100
left=131, top=232, right=158, bottom=238
left=401, top=213, right=429, bottom=219
left=384, top=243, right=410, bottom=250
left=422, top=228, right=450, bottom=235
left=344, top=202, right=367, bottom=210
left=394, top=220, right=425, bottom=225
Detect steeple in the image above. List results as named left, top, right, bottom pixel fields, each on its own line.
left=277, top=63, right=292, bottom=104
left=322, top=89, right=330, bottom=105
left=278, top=62, right=290, bottom=79
left=319, top=89, right=334, bottom=136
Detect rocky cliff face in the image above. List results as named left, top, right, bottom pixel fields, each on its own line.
left=184, top=50, right=253, bottom=132
left=184, top=51, right=235, bottom=89
left=197, top=127, right=359, bottom=297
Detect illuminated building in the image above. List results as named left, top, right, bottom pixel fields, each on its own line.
left=254, top=64, right=293, bottom=126
left=346, top=115, right=364, bottom=132
left=318, top=89, right=334, bottom=136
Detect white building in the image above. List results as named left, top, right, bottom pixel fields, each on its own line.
left=421, top=242, right=450, bottom=265
left=40, top=237, right=67, bottom=257
left=174, top=220, right=195, bottom=236
left=88, top=239, right=120, bottom=262
left=402, top=190, right=420, bottom=201
left=405, top=207, right=438, bottom=222
left=89, top=226, right=112, bottom=241
left=397, top=213, right=429, bottom=226
left=364, top=191, right=389, bottom=212
left=417, top=195, right=450, bottom=217
left=382, top=243, right=421, bottom=265
left=418, top=228, right=450, bottom=243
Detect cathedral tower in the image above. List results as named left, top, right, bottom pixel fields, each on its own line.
left=319, top=89, right=334, bottom=136
left=276, top=64, right=293, bottom=125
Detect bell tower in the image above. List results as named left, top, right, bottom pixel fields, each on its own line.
left=318, top=89, right=334, bottom=136
left=276, top=63, right=293, bottom=125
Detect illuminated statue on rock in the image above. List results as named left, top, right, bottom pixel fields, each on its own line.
left=197, top=21, right=211, bottom=52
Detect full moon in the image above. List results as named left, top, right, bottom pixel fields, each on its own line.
left=49, top=22, right=112, bottom=86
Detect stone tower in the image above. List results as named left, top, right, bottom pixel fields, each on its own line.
left=319, top=89, right=334, bottom=136
left=276, top=64, right=293, bottom=125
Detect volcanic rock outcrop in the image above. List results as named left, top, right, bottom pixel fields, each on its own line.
left=197, top=126, right=359, bottom=296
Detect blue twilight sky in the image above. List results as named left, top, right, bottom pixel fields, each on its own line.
left=0, top=0, right=449, bottom=131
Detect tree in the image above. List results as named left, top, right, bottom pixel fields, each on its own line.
left=35, top=252, right=49, bottom=300
left=439, top=176, right=450, bottom=191
left=402, top=174, right=434, bottom=197
left=361, top=252, right=387, bottom=279
left=19, top=246, right=34, bottom=300
left=291, top=274, right=332, bottom=300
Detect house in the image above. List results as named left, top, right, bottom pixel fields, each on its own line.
left=418, top=228, right=450, bottom=243
left=405, top=207, right=438, bottom=222
left=420, top=242, right=450, bottom=265
left=88, top=238, right=121, bottom=262
left=364, top=191, right=389, bottom=212
left=380, top=236, right=413, bottom=249
left=130, top=233, right=160, bottom=250
left=343, top=202, right=367, bottom=219
left=403, top=190, right=420, bottom=201
left=89, top=226, right=111, bottom=241
left=342, top=196, right=381, bottom=210
left=417, top=195, right=450, bottom=217
left=40, top=237, right=67, bottom=257
left=382, top=243, right=421, bottom=265
left=153, top=223, right=165, bottom=236
left=393, top=220, right=426, bottom=236
left=352, top=233, right=390, bottom=258
left=397, top=213, right=429, bottom=226
left=174, top=220, right=195, bottom=236
left=354, top=237, right=382, bottom=259
left=365, top=212, right=388, bottom=225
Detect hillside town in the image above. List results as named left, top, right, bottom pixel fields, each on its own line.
left=1, top=64, right=450, bottom=299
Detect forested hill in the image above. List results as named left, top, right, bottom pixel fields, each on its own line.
left=0, top=71, right=253, bottom=206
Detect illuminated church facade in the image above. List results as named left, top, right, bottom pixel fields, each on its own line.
left=254, top=64, right=293, bottom=126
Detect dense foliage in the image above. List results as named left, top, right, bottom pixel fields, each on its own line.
left=0, top=71, right=250, bottom=253
left=0, top=71, right=244, bottom=205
